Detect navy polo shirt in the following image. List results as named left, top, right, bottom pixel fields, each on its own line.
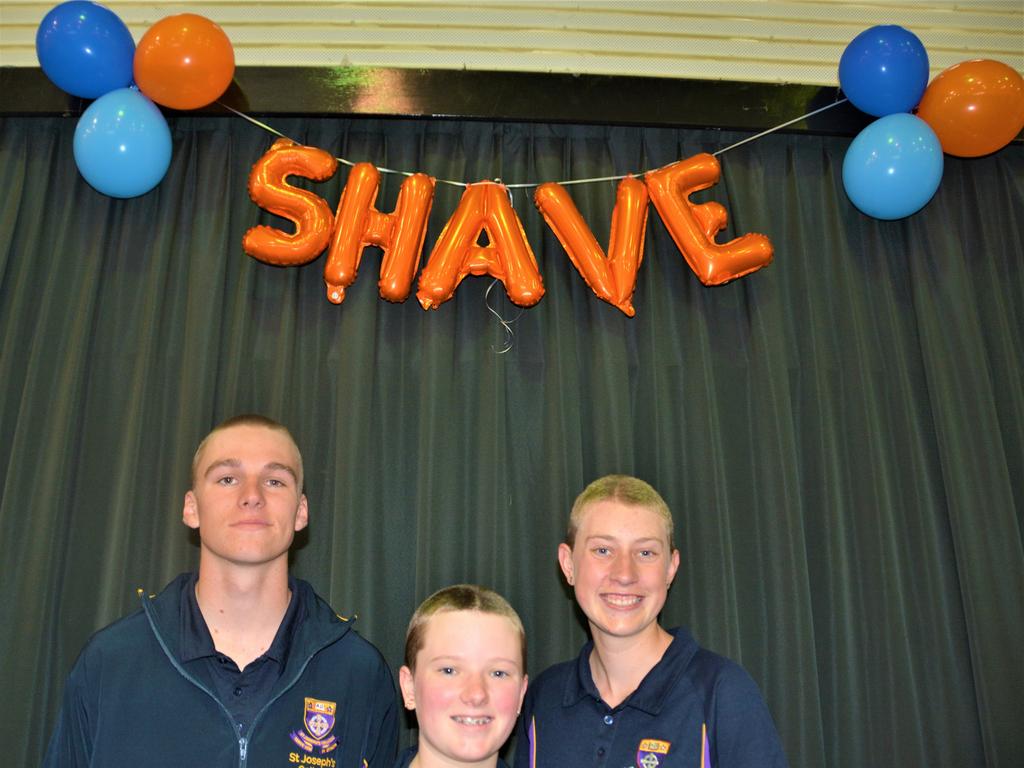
left=179, top=573, right=302, bottom=736
left=515, top=627, right=787, bottom=768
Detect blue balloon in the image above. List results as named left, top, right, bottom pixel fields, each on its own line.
left=842, top=113, right=943, bottom=220
left=73, top=88, right=172, bottom=198
left=839, top=25, right=929, bottom=117
left=36, top=1, right=135, bottom=99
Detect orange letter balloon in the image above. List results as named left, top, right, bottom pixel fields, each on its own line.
left=243, top=139, right=338, bottom=266
left=534, top=177, right=648, bottom=316
left=324, top=163, right=435, bottom=304
left=417, top=182, right=544, bottom=310
left=645, top=154, right=773, bottom=286
left=916, top=59, right=1024, bottom=157
left=134, top=14, right=235, bottom=110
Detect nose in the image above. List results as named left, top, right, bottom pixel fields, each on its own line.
left=610, top=552, right=637, bottom=584
left=460, top=672, right=488, bottom=706
left=239, top=477, right=264, bottom=508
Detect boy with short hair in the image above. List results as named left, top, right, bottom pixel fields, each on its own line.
left=516, top=474, right=787, bottom=767
left=44, top=414, right=398, bottom=767
left=398, top=584, right=529, bottom=768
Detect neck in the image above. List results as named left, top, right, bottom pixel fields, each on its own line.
left=411, top=744, right=501, bottom=768
left=588, top=625, right=674, bottom=708
left=194, top=556, right=293, bottom=669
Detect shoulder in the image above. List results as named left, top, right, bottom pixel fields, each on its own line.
left=686, top=647, right=766, bottom=704
left=522, top=656, right=576, bottom=712
left=392, top=746, right=416, bottom=768
left=529, top=657, right=576, bottom=691
left=297, top=581, right=394, bottom=674
left=75, top=608, right=153, bottom=666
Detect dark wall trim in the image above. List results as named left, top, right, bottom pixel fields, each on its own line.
left=2, top=66, right=882, bottom=136
left=7, top=65, right=1020, bottom=144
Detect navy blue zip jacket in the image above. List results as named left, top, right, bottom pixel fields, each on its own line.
left=43, top=573, right=398, bottom=767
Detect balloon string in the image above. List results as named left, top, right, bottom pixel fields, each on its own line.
left=217, top=102, right=291, bottom=140
left=220, top=96, right=849, bottom=191
left=712, top=97, right=849, bottom=156
left=484, top=279, right=523, bottom=354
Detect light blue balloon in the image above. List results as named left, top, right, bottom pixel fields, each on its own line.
left=842, top=113, right=943, bottom=220
left=73, top=87, right=172, bottom=198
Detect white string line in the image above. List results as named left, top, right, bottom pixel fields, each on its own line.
left=484, top=279, right=523, bottom=354
left=712, top=98, right=849, bottom=156
left=219, top=97, right=849, bottom=191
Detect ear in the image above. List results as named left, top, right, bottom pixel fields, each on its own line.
left=182, top=490, right=199, bottom=530
left=667, top=548, right=681, bottom=586
left=294, top=494, right=309, bottom=532
left=516, top=674, right=529, bottom=714
left=398, top=666, right=416, bottom=710
left=557, top=543, right=575, bottom=586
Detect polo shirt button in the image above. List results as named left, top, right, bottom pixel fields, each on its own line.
left=597, top=747, right=606, bottom=756
left=233, top=687, right=243, bottom=697
left=603, top=714, right=614, bottom=725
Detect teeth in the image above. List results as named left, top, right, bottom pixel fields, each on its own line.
left=604, top=595, right=642, bottom=606
left=453, top=716, right=492, bottom=725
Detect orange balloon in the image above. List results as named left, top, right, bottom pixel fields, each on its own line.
left=324, top=162, right=435, bottom=304
left=534, top=177, right=648, bottom=316
left=417, top=182, right=544, bottom=310
left=242, top=139, right=338, bottom=266
left=134, top=14, right=235, bottom=110
left=916, top=59, right=1024, bottom=157
left=645, top=154, right=773, bottom=286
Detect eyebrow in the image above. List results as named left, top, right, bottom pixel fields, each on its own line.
left=585, top=535, right=663, bottom=545
left=203, top=459, right=298, bottom=483
left=427, top=654, right=521, bottom=666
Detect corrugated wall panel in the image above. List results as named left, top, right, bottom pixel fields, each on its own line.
left=2, top=1, right=1021, bottom=85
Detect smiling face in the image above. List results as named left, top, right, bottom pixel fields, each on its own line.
left=399, top=610, right=527, bottom=767
left=558, top=499, right=680, bottom=644
left=182, top=423, right=308, bottom=571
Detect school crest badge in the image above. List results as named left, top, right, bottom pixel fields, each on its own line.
left=636, top=738, right=670, bottom=768
left=290, top=697, right=339, bottom=754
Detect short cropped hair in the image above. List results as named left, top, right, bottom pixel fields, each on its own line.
left=567, top=474, right=675, bottom=550
left=404, top=584, right=527, bottom=672
left=191, top=414, right=303, bottom=489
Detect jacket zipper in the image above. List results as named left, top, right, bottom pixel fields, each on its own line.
left=141, top=593, right=340, bottom=768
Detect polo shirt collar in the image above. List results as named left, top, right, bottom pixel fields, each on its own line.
left=562, top=626, right=700, bottom=715
left=178, top=571, right=302, bottom=664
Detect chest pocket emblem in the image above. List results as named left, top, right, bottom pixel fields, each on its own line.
left=290, top=697, right=339, bottom=754
left=636, top=738, right=670, bottom=768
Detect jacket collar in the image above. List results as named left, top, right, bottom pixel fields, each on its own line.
left=140, top=572, right=353, bottom=672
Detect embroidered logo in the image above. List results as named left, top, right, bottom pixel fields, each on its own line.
left=636, top=738, right=670, bottom=768
left=290, top=697, right=339, bottom=754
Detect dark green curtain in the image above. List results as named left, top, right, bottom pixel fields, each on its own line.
left=1, top=114, right=1021, bottom=768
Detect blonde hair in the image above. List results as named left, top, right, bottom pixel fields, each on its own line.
left=567, top=474, right=674, bottom=549
left=191, top=414, right=303, bottom=489
left=404, top=584, right=526, bottom=672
